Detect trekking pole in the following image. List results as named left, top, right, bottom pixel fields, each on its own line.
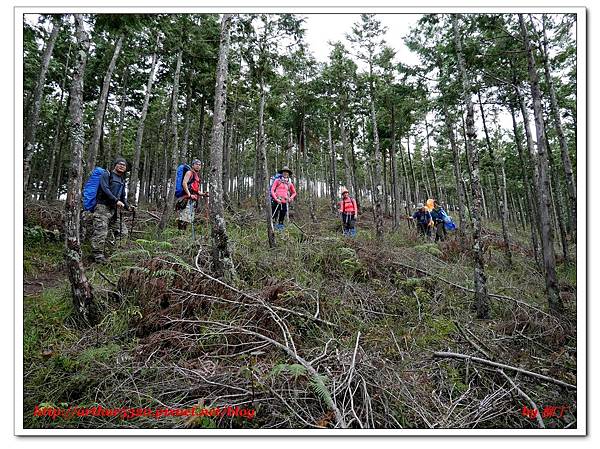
left=189, top=200, right=195, bottom=242
left=272, top=202, right=281, bottom=220
left=128, top=208, right=136, bottom=242
left=119, top=211, right=123, bottom=247
left=205, top=194, right=210, bottom=240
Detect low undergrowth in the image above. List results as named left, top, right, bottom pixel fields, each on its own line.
left=23, top=201, right=578, bottom=429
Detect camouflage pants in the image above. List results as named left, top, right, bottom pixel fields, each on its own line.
left=177, top=199, right=197, bottom=223
left=91, top=204, right=128, bottom=258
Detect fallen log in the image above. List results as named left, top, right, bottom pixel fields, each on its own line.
left=433, top=351, right=576, bottom=390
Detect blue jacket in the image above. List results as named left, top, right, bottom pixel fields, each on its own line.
left=97, top=170, right=129, bottom=210
left=430, top=207, right=447, bottom=222
left=412, top=209, right=432, bottom=225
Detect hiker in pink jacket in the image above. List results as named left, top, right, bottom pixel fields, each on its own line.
left=270, top=166, right=297, bottom=230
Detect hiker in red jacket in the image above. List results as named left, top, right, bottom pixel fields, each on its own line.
left=270, top=166, right=297, bottom=230
left=338, top=187, right=358, bottom=236
left=175, top=159, right=208, bottom=231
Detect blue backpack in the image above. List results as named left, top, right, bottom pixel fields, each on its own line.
left=82, top=167, right=124, bottom=212
left=441, top=211, right=457, bottom=230
left=83, top=167, right=108, bottom=212
left=175, top=164, right=191, bottom=198
left=269, top=172, right=284, bottom=194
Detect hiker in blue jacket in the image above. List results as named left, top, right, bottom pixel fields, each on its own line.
left=429, top=200, right=448, bottom=242
left=410, top=203, right=432, bottom=237
left=91, top=157, right=135, bottom=262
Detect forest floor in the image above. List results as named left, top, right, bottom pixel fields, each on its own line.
left=22, top=199, right=578, bottom=430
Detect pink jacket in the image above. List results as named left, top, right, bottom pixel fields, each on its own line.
left=338, top=197, right=358, bottom=214
left=271, top=178, right=297, bottom=203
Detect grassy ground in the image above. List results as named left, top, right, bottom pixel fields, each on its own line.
left=22, top=200, right=578, bottom=429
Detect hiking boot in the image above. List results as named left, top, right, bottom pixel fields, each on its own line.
left=93, top=254, right=107, bottom=264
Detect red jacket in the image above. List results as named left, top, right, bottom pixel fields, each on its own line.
left=271, top=178, right=297, bottom=203
left=338, top=196, right=358, bottom=214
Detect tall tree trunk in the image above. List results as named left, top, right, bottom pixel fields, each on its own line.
left=442, top=105, right=467, bottom=235
left=509, top=101, right=540, bottom=267
left=519, top=14, right=563, bottom=314
left=406, top=136, right=419, bottom=205
left=328, top=120, right=337, bottom=212
left=128, top=37, right=159, bottom=204
left=390, top=105, right=401, bottom=228
left=86, top=34, right=124, bottom=173
left=196, top=95, right=206, bottom=159
left=45, top=41, right=72, bottom=200
left=340, top=111, right=354, bottom=196
left=258, top=76, right=276, bottom=248
left=302, top=119, right=316, bottom=222
left=545, top=123, right=569, bottom=263
left=24, top=16, right=60, bottom=193
left=158, top=50, right=183, bottom=232
left=425, top=118, right=441, bottom=202
left=478, top=91, right=512, bottom=266
left=116, top=68, right=128, bottom=158
left=398, top=139, right=412, bottom=215
left=541, top=15, right=576, bottom=242
left=350, top=131, right=360, bottom=207
left=516, top=82, right=545, bottom=267
left=64, top=14, right=95, bottom=324
left=368, top=64, right=384, bottom=239
left=208, top=14, right=235, bottom=279
left=453, top=14, right=489, bottom=319
left=181, top=71, right=193, bottom=160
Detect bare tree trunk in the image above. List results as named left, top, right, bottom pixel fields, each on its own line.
left=368, top=67, right=384, bottom=239
left=390, top=106, right=401, bottom=228
left=86, top=34, right=124, bottom=173
left=545, top=124, right=569, bottom=263
left=181, top=72, right=193, bottom=160
left=453, top=14, right=489, bottom=319
left=302, top=119, right=316, bottom=222
left=24, top=15, right=61, bottom=193
left=508, top=101, right=540, bottom=267
left=340, top=111, right=354, bottom=196
left=258, top=76, right=276, bottom=248
left=158, top=50, right=182, bottom=232
left=328, top=120, right=337, bottom=212
left=45, top=42, right=72, bottom=200
left=128, top=36, right=159, bottom=204
left=64, top=14, right=95, bottom=324
left=541, top=15, right=576, bottom=242
left=442, top=105, right=467, bottom=235
left=197, top=95, right=206, bottom=158
left=425, top=118, right=441, bottom=202
left=208, top=14, right=235, bottom=279
left=519, top=14, right=563, bottom=315
left=116, top=68, right=128, bottom=158
left=478, top=91, right=512, bottom=265
left=398, top=140, right=412, bottom=215
left=406, top=136, right=419, bottom=205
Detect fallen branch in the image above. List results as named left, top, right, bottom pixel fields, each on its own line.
left=498, top=370, right=545, bottom=429
left=454, top=321, right=490, bottom=359
left=433, top=351, right=576, bottom=390
left=393, top=261, right=554, bottom=319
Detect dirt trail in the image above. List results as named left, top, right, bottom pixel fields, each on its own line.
left=24, top=270, right=65, bottom=297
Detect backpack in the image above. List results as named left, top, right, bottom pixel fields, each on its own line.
left=175, top=164, right=191, bottom=198
left=82, top=167, right=108, bottom=212
left=269, top=172, right=284, bottom=194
